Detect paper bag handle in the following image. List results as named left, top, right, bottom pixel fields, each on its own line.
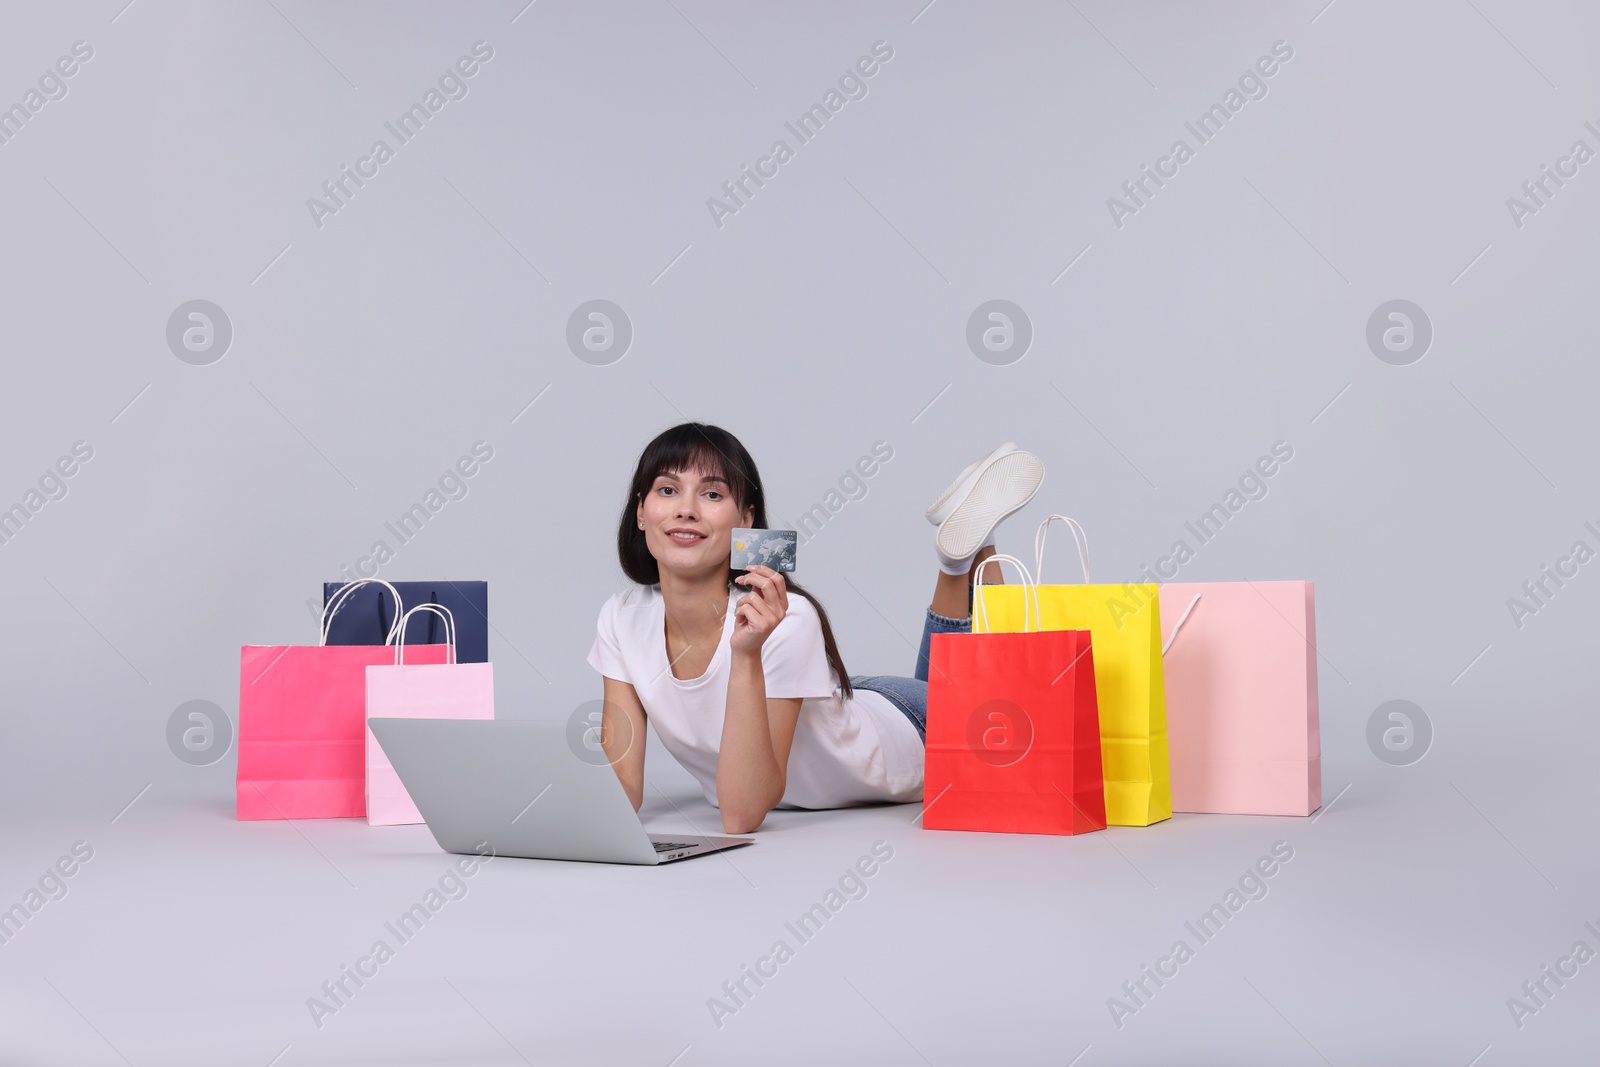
left=393, top=604, right=457, bottom=665
left=1161, top=593, right=1202, bottom=657
left=972, top=553, right=1042, bottom=634
left=1034, top=515, right=1091, bottom=584
left=321, top=579, right=407, bottom=646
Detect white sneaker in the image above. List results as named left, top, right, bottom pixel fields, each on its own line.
left=931, top=447, right=1045, bottom=568
left=925, top=443, right=1017, bottom=525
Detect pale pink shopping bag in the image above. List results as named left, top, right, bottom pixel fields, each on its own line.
left=364, top=604, right=494, bottom=825
left=1158, top=581, right=1321, bottom=816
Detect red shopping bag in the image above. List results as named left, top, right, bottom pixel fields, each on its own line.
left=923, top=555, right=1106, bottom=836
left=237, top=580, right=448, bottom=821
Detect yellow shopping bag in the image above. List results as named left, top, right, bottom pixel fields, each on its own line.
left=972, top=516, right=1171, bottom=826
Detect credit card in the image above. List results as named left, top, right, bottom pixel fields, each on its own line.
left=730, top=528, right=798, bottom=573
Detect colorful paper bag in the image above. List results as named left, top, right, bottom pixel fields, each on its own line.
left=971, top=517, right=1171, bottom=826
left=925, top=555, right=1106, bottom=836
left=365, top=604, right=495, bottom=825
left=237, top=579, right=448, bottom=821
left=1158, top=581, right=1321, bottom=816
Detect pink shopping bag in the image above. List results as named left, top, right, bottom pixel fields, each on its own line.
left=238, top=580, right=448, bottom=821
left=365, top=604, right=494, bottom=825
left=1158, top=581, right=1321, bottom=816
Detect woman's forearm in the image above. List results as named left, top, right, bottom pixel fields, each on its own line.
left=717, top=651, right=785, bottom=831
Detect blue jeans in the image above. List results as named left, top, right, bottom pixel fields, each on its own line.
left=849, top=585, right=971, bottom=744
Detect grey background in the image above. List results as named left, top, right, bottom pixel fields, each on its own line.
left=2, top=0, right=1596, bottom=1063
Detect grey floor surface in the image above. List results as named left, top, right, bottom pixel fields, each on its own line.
left=3, top=731, right=1595, bottom=1067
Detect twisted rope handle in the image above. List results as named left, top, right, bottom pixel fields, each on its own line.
left=1034, top=515, right=1091, bottom=584
left=972, top=553, right=1042, bottom=634
left=321, top=579, right=407, bottom=646
left=392, top=604, right=458, bottom=665
left=1161, top=593, right=1203, bottom=657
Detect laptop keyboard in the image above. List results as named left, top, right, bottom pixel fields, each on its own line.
left=653, top=840, right=696, bottom=852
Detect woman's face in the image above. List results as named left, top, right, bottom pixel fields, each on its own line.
left=637, top=466, right=753, bottom=578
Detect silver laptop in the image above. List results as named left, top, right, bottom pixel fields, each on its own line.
left=368, top=718, right=754, bottom=864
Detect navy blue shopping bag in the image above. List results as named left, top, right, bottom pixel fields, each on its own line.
left=321, top=581, right=489, bottom=663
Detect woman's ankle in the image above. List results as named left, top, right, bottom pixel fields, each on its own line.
left=968, top=544, right=1003, bottom=584
left=930, top=569, right=972, bottom=619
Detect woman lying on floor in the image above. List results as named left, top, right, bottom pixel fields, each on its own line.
left=587, top=423, right=1045, bottom=833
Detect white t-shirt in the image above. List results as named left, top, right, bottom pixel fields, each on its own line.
left=586, top=583, right=924, bottom=810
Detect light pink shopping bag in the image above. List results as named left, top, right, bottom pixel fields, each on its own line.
left=365, top=604, right=495, bottom=825
left=1158, top=581, right=1321, bottom=817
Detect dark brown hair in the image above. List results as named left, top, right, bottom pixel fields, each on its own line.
left=617, top=422, right=853, bottom=697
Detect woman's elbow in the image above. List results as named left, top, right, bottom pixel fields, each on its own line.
left=721, top=796, right=780, bottom=834
left=721, top=808, right=766, bottom=834
left=719, top=781, right=784, bottom=834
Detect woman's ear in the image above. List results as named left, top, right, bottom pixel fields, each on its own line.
left=742, top=505, right=755, bottom=528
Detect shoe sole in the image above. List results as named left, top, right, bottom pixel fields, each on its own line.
left=925, top=442, right=1018, bottom=525
left=935, top=451, right=1045, bottom=561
